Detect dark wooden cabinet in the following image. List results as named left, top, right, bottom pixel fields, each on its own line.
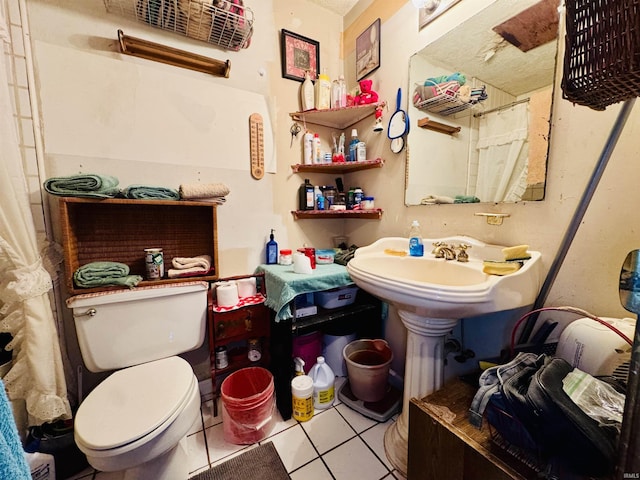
left=408, top=379, right=611, bottom=480
left=207, top=274, right=270, bottom=413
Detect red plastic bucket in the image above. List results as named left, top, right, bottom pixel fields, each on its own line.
left=220, top=367, right=275, bottom=444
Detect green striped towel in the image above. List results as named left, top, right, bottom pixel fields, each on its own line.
left=73, top=262, right=142, bottom=289
left=44, top=174, right=120, bottom=198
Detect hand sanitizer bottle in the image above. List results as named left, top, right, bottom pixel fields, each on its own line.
left=409, top=220, right=424, bottom=257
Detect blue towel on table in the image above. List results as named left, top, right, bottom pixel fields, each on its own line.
left=255, top=263, right=353, bottom=321
left=120, top=185, right=180, bottom=200
left=43, top=174, right=120, bottom=198
left=73, top=261, right=142, bottom=289
left=0, top=379, right=31, bottom=479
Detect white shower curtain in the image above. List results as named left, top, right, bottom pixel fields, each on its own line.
left=474, top=102, right=529, bottom=203
left=0, top=8, right=71, bottom=425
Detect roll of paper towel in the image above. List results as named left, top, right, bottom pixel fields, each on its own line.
left=237, top=277, right=257, bottom=297
left=216, top=281, right=239, bottom=307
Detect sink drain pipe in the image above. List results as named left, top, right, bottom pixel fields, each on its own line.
left=518, top=98, right=636, bottom=344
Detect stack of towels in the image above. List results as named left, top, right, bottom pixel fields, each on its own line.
left=73, top=262, right=142, bottom=288
left=412, top=72, right=488, bottom=112
left=168, top=254, right=213, bottom=278
left=179, top=183, right=230, bottom=204
left=44, top=174, right=180, bottom=200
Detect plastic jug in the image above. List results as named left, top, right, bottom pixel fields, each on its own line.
left=309, top=356, right=335, bottom=409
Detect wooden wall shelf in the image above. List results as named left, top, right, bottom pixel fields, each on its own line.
left=292, top=209, right=383, bottom=219
left=417, top=117, right=461, bottom=135
left=291, top=158, right=384, bottom=173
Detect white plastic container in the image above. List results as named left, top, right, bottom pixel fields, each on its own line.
left=309, top=356, right=335, bottom=409
left=303, top=132, right=314, bottom=164
left=291, top=375, right=314, bottom=422
left=314, top=286, right=358, bottom=309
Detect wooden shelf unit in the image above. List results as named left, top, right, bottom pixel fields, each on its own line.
left=58, top=197, right=219, bottom=295
left=290, top=158, right=384, bottom=174
left=289, top=103, right=381, bottom=129
left=291, top=209, right=383, bottom=220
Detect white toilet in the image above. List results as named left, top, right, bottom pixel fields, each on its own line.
left=66, top=282, right=209, bottom=480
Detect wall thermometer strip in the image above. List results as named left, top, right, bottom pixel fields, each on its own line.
left=249, top=113, right=264, bottom=179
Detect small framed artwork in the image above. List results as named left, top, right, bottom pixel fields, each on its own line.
left=280, top=29, right=320, bottom=82
left=356, top=18, right=381, bottom=81
left=419, top=0, right=461, bottom=31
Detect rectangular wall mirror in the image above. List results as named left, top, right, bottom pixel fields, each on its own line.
left=405, top=0, right=560, bottom=206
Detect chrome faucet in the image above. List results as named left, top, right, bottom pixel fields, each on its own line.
left=432, top=242, right=472, bottom=261
left=432, top=242, right=457, bottom=260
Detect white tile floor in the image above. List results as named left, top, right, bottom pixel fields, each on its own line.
left=67, top=377, right=406, bottom=480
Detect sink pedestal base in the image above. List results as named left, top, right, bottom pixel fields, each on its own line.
left=383, top=311, right=459, bottom=477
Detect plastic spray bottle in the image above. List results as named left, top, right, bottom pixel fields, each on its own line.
left=300, top=71, right=315, bottom=111
left=291, top=357, right=314, bottom=421
left=409, top=220, right=424, bottom=257
left=309, top=356, right=335, bottom=409
left=266, top=229, right=278, bottom=264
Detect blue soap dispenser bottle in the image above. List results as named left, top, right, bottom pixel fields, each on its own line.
left=409, top=220, right=424, bottom=257
left=266, top=229, right=278, bottom=264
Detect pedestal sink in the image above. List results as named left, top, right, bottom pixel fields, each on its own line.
left=346, top=236, right=542, bottom=476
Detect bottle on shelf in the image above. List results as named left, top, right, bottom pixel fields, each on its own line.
left=313, top=133, right=322, bottom=164
left=266, top=229, right=278, bottom=264
left=314, top=185, right=325, bottom=210
left=315, top=69, right=331, bottom=110
left=409, top=220, right=424, bottom=257
left=337, top=75, right=347, bottom=108
left=300, top=70, right=315, bottom=112
left=298, top=179, right=315, bottom=211
left=348, top=129, right=360, bottom=162
left=303, top=131, right=314, bottom=165
left=309, top=356, right=335, bottom=410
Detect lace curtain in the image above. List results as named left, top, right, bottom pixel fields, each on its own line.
left=0, top=6, right=71, bottom=426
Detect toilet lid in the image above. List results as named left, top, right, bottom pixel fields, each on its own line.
left=75, top=356, right=195, bottom=450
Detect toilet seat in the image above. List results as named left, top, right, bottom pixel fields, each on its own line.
left=75, top=356, right=195, bottom=451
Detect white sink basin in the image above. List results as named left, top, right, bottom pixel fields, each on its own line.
left=347, top=236, right=542, bottom=318
left=346, top=235, right=543, bottom=476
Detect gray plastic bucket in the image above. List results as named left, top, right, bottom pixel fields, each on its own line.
left=343, top=339, right=393, bottom=402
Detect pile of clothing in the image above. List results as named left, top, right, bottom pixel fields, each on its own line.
left=413, top=72, right=488, bottom=114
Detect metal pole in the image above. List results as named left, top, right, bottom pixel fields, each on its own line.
left=518, top=98, right=637, bottom=344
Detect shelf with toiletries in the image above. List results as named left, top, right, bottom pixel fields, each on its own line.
left=291, top=209, right=383, bottom=220
left=290, top=158, right=384, bottom=174
left=289, top=103, right=382, bottom=129
left=58, top=197, right=219, bottom=295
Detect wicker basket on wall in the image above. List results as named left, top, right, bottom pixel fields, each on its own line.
left=561, top=0, right=640, bottom=111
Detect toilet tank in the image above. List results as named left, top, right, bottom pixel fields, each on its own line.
left=66, top=282, right=208, bottom=373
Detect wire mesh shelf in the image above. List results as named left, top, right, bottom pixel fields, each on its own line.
left=104, top=0, right=254, bottom=51
left=414, top=93, right=475, bottom=116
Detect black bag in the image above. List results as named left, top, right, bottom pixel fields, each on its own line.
left=491, top=356, right=618, bottom=477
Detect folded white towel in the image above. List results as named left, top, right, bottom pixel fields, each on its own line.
left=179, top=183, right=230, bottom=199
left=172, top=254, right=212, bottom=271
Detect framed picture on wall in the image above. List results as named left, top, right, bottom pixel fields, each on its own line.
left=356, top=18, right=381, bottom=81
left=419, top=0, right=461, bottom=30
left=280, top=29, right=320, bottom=82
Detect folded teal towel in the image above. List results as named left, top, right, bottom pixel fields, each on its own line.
left=454, top=195, right=480, bottom=203
left=44, top=174, right=120, bottom=198
left=121, top=185, right=180, bottom=200
left=74, top=261, right=142, bottom=288
left=0, top=379, right=31, bottom=479
left=255, top=263, right=353, bottom=321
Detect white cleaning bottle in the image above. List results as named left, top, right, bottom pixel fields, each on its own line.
left=409, top=220, right=424, bottom=257
left=300, top=70, right=315, bottom=111
left=309, top=356, right=335, bottom=409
